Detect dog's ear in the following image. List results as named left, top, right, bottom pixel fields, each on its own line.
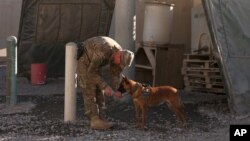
left=124, top=76, right=131, bottom=85
left=121, top=74, right=125, bottom=79
left=124, top=76, right=128, bottom=81
left=121, top=74, right=128, bottom=81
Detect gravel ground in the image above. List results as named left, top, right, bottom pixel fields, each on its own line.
left=0, top=92, right=232, bottom=141
left=0, top=65, right=246, bottom=141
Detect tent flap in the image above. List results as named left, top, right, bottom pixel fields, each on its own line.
left=203, top=0, right=250, bottom=118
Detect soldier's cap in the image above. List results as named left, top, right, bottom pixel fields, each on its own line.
left=120, top=50, right=134, bottom=67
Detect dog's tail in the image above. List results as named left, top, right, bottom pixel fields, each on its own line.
left=177, top=90, right=187, bottom=125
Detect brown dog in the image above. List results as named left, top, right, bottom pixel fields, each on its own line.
left=119, top=76, right=187, bottom=129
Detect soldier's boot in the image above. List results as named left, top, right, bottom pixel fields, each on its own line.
left=99, top=108, right=108, bottom=121
left=90, top=115, right=113, bottom=130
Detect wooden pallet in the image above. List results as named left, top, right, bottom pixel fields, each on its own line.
left=182, top=68, right=221, bottom=76
left=185, top=87, right=225, bottom=94
left=184, top=54, right=213, bottom=60
left=184, top=75, right=223, bottom=84
left=184, top=80, right=224, bottom=89
left=182, top=53, right=225, bottom=95
left=182, top=60, right=218, bottom=69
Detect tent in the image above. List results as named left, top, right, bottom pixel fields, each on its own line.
left=17, top=0, right=115, bottom=78
left=203, top=0, right=250, bottom=118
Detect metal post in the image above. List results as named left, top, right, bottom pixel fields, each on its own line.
left=114, top=0, right=136, bottom=79
left=6, top=36, right=17, bottom=105
left=64, top=42, right=77, bottom=123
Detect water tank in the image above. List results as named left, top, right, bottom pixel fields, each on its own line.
left=142, top=1, right=174, bottom=45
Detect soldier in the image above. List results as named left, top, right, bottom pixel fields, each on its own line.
left=77, top=36, right=134, bottom=130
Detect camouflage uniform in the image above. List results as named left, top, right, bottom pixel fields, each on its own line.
left=77, top=36, right=123, bottom=118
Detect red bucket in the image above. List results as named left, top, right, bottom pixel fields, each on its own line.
left=31, top=63, right=47, bottom=85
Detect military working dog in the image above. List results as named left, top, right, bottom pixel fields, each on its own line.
left=119, top=76, right=187, bottom=129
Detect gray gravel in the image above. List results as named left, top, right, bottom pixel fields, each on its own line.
left=0, top=93, right=232, bottom=141
left=0, top=66, right=244, bottom=141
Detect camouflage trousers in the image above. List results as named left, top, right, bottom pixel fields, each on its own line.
left=77, top=59, right=106, bottom=118
left=80, top=84, right=106, bottom=118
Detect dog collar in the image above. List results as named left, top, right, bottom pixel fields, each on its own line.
left=130, top=82, right=141, bottom=94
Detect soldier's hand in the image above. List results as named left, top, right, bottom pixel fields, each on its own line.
left=104, top=86, right=113, bottom=96
left=114, top=91, right=123, bottom=99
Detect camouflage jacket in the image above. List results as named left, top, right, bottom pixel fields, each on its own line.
left=77, top=36, right=123, bottom=90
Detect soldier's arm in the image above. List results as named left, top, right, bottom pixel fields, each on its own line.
left=87, top=53, right=108, bottom=90
left=110, top=64, right=123, bottom=90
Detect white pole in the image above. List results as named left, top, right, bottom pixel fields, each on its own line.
left=6, top=36, right=17, bottom=105
left=114, top=0, right=136, bottom=79
left=64, top=42, right=77, bottom=123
